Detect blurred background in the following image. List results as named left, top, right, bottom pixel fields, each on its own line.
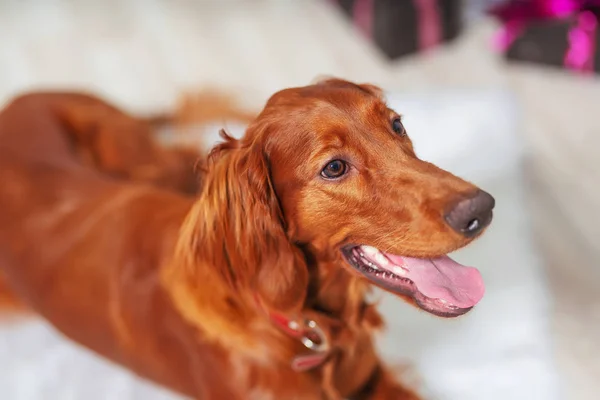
left=0, top=0, right=598, bottom=399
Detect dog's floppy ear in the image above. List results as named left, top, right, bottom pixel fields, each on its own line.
left=164, top=129, right=308, bottom=341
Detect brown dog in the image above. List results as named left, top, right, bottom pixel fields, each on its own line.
left=0, top=79, right=494, bottom=399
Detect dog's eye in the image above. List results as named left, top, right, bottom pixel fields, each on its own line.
left=392, top=118, right=405, bottom=135
left=321, top=160, right=347, bottom=179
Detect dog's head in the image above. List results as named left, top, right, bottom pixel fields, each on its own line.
left=173, top=79, right=494, bottom=326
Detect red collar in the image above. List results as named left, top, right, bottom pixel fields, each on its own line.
left=254, top=294, right=331, bottom=372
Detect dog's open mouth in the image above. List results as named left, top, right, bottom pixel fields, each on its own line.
left=342, top=245, right=485, bottom=317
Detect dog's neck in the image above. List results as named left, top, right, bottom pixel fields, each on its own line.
left=306, top=258, right=380, bottom=330
left=162, top=227, right=381, bottom=370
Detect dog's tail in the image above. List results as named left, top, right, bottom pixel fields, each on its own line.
left=144, top=88, right=257, bottom=132
left=172, top=89, right=257, bottom=127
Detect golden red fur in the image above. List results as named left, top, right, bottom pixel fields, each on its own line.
left=0, top=79, right=493, bottom=399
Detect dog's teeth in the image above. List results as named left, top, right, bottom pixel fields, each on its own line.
left=374, top=252, right=388, bottom=266
left=361, top=245, right=379, bottom=254
left=392, top=266, right=407, bottom=276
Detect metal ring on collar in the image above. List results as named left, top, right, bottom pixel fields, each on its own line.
left=300, top=319, right=329, bottom=353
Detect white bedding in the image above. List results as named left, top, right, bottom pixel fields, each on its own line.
left=0, top=90, right=562, bottom=400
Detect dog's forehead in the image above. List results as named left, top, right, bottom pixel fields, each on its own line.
left=307, top=99, right=393, bottom=145
left=266, top=101, right=381, bottom=150
left=262, top=86, right=400, bottom=163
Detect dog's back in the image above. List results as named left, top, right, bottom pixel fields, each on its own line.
left=0, top=93, right=239, bottom=398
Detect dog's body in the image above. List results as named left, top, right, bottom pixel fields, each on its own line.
left=0, top=81, right=493, bottom=399
left=0, top=93, right=212, bottom=395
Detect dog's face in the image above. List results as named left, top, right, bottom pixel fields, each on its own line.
left=257, top=79, right=494, bottom=317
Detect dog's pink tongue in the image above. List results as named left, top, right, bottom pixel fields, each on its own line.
left=386, top=254, right=485, bottom=308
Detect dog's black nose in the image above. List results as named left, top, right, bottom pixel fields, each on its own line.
left=445, top=190, right=495, bottom=237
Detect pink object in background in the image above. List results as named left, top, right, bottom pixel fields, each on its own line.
left=492, top=20, right=526, bottom=52
left=414, top=0, right=442, bottom=51
left=352, top=0, right=374, bottom=38
left=351, top=0, right=442, bottom=50
left=564, top=11, right=598, bottom=72
left=489, top=0, right=600, bottom=73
